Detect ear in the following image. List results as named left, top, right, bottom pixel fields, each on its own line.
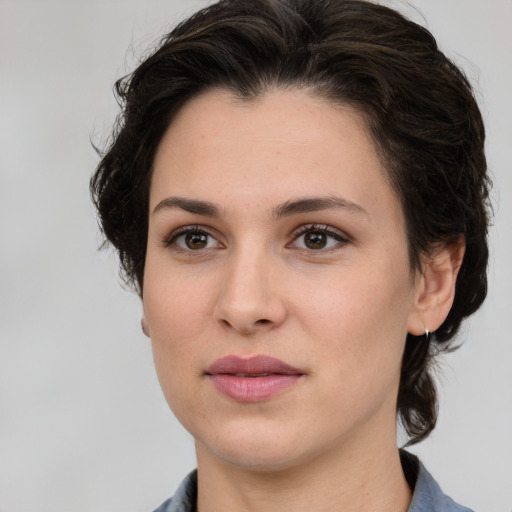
left=407, top=238, right=465, bottom=336
left=141, top=316, right=151, bottom=337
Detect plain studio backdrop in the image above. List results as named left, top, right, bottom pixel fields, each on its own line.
left=0, top=0, right=510, bottom=511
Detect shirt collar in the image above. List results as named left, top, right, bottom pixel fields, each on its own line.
left=154, top=451, right=472, bottom=512
left=401, top=450, right=473, bottom=512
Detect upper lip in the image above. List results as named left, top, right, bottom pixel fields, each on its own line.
left=206, top=355, right=303, bottom=376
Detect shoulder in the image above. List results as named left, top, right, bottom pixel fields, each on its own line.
left=152, top=470, right=197, bottom=512
left=402, top=451, right=475, bottom=512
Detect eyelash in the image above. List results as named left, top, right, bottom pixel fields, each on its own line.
left=164, top=224, right=350, bottom=252
left=288, top=224, right=350, bottom=252
left=164, top=225, right=219, bottom=250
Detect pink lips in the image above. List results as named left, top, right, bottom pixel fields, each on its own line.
left=206, top=355, right=303, bottom=402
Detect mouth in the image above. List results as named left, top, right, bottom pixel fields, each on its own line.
left=206, top=355, right=304, bottom=402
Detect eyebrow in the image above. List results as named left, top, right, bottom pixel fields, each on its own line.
left=152, top=195, right=368, bottom=218
left=272, top=196, right=368, bottom=219
left=153, top=197, right=224, bottom=217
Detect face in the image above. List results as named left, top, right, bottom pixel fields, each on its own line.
left=143, top=88, right=422, bottom=471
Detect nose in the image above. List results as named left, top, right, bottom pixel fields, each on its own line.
left=213, top=246, right=287, bottom=335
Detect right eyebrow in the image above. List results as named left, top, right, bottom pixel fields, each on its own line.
left=152, top=197, right=224, bottom=217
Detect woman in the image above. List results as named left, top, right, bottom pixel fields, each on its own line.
left=91, top=0, right=490, bottom=510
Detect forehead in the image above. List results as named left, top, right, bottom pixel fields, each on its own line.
left=150, top=88, right=401, bottom=223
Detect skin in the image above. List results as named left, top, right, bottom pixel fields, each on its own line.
left=143, top=88, right=463, bottom=512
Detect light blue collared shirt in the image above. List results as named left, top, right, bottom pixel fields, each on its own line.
left=153, top=451, right=474, bottom=512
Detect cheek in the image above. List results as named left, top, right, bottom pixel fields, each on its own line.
left=143, top=254, right=216, bottom=338
left=293, top=265, right=411, bottom=380
left=143, top=266, right=214, bottom=396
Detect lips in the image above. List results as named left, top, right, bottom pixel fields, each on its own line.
left=206, top=355, right=304, bottom=402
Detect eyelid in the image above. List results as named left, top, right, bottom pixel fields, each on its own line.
left=288, top=223, right=351, bottom=249
left=164, top=224, right=223, bottom=249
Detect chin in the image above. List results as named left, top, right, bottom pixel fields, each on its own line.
left=212, top=445, right=306, bottom=473
left=194, top=422, right=300, bottom=472
left=195, top=421, right=318, bottom=473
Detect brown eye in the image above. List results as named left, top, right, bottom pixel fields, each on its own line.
left=304, top=231, right=327, bottom=249
left=289, top=224, right=349, bottom=252
left=169, top=227, right=221, bottom=251
left=185, top=232, right=209, bottom=250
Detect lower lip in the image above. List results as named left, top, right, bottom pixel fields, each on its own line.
left=209, top=374, right=302, bottom=402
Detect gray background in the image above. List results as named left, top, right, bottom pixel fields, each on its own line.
left=0, top=1, right=510, bottom=511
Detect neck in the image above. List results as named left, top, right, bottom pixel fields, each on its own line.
left=195, top=431, right=412, bottom=512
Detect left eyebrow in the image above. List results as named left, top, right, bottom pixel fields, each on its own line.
left=273, top=196, right=369, bottom=219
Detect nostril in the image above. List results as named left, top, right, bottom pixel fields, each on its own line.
left=256, top=319, right=270, bottom=324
